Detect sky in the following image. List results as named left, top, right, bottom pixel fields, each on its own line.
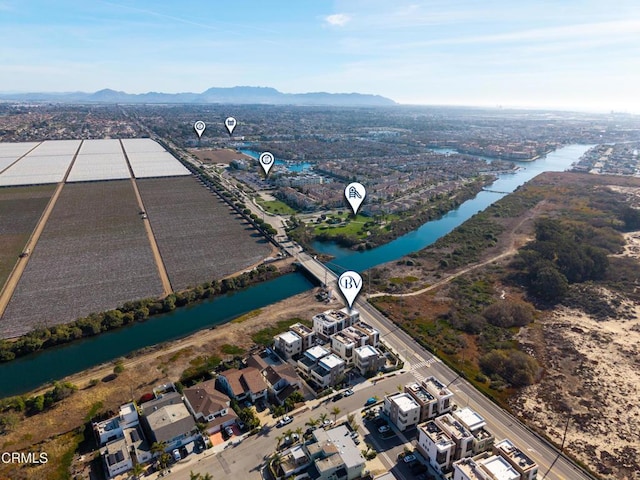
left=1, top=0, right=639, bottom=112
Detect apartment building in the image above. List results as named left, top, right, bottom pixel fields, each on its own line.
left=384, top=392, right=421, bottom=431
left=493, top=439, right=538, bottom=480
left=354, top=345, right=385, bottom=375
left=404, top=382, right=438, bottom=422
left=312, top=308, right=359, bottom=340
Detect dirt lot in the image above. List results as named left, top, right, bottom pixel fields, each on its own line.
left=0, top=180, right=163, bottom=338
left=137, top=176, right=272, bottom=290
left=0, top=288, right=332, bottom=480
left=188, top=148, right=251, bottom=164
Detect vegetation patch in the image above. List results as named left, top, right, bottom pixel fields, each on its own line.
left=251, top=317, right=311, bottom=346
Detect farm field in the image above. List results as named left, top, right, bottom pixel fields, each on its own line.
left=188, top=148, right=251, bottom=164
left=137, top=176, right=272, bottom=290
left=0, top=180, right=163, bottom=338
left=0, top=184, right=56, bottom=289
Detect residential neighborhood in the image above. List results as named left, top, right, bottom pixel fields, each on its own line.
left=90, top=304, right=538, bottom=480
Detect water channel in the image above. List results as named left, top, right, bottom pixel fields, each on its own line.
left=0, top=144, right=591, bottom=397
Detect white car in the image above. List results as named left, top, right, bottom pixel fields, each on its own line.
left=343, top=389, right=354, bottom=397
left=277, top=415, right=293, bottom=427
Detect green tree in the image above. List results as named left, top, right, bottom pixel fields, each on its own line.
left=331, top=406, right=341, bottom=423
left=151, top=441, right=167, bottom=456
left=131, top=463, right=145, bottom=480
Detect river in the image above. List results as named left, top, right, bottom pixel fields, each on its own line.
left=0, top=144, right=590, bottom=397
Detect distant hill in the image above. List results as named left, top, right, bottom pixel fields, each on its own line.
left=0, top=86, right=396, bottom=106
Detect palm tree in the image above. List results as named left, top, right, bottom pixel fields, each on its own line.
left=294, top=426, right=303, bottom=442
left=202, top=474, right=213, bottom=480
left=305, top=417, right=319, bottom=428
left=131, top=463, right=144, bottom=480
left=276, top=434, right=284, bottom=449
left=331, top=406, right=341, bottom=423
left=319, top=412, right=328, bottom=425
left=150, top=441, right=167, bottom=457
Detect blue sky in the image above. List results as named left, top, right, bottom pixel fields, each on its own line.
left=1, top=0, right=639, bottom=112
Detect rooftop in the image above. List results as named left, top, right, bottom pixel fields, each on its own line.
left=407, top=382, right=435, bottom=403
left=305, top=345, right=330, bottom=360
left=388, top=392, right=420, bottom=413
left=290, top=322, right=314, bottom=336
left=319, top=353, right=345, bottom=370
left=355, top=345, right=380, bottom=358
left=479, top=455, right=521, bottom=480
left=436, top=414, right=472, bottom=440
left=423, top=376, right=453, bottom=398
left=453, top=407, right=487, bottom=432
left=277, top=330, right=301, bottom=345
left=421, top=421, right=455, bottom=450
left=495, top=439, right=537, bottom=471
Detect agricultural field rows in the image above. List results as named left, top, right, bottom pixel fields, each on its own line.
left=0, top=180, right=163, bottom=338
left=0, top=184, right=55, bottom=288
left=138, top=176, right=272, bottom=290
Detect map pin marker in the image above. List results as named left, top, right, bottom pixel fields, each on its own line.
left=194, top=121, right=206, bottom=138
left=225, top=117, right=236, bottom=136
left=338, top=271, right=363, bottom=309
left=259, top=152, right=275, bottom=176
left=345, top=182, right=366, bottom=214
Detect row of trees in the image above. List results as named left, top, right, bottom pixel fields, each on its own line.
left=0, top=381, right=77, bottom=421
left=0, top=264, right=280, bottom=362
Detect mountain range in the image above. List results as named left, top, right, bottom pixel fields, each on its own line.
left=0, top=86, right=396, bottom=106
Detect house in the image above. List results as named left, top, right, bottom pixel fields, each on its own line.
left=140, top=396, right=197, bottom=451
left=453, top=407, right=495, bottom=454
left=274, top=330, right=303, bottom=359
left=416, top=420, right=456, bottom=474
left=493, top=439, right=538, bottom=480
left=262, top=363, right=302, bottom=405
left=297, top=345, right=330, bottom=376
left=453, top=454, right=520, bottom=480
left=353, top=345, right=385, bottom=376
left=383, top=392, right=421, bottom=431
left=308, top=425, right=366, bottom=480
left=94, top=402, right=139, bottom=445
left=290, top=322, right=316, bottom=351
left=423, top=376, right=454, bottom=415
left=312, top=308, right=359, bottom=340
left=404, top=382, right=438, bottom=422
left=216, top=367, right=268, bottom=402
left=435, top=413, right=475, bottom=461
left=351, top=321, right=379, bottom=346
left=309, top=353, right=346, bottom=388
left=182, top=379, right=238, bottom=434
left=101, top=437, right=132, bottom=478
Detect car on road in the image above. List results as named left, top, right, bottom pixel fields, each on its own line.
left=378, top=425, right=390, bottom=434
left=403, top=454, right=417, bottom=463
left=332, top=392, right=343, bottom=402
left=365, top=397, right=377, bottom=406
left=343, top=389, right=354, bottom=397
left=277, top=415, right=293, bottom=427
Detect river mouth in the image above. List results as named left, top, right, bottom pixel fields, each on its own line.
left=0, top=144, right=591, bottom=397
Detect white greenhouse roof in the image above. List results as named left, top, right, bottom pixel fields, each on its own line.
left=126, top=151, right=190, bottom=178
left=121, top=138, right=166, bottom=153
left=67, top=152, right=131, bottom=182
left=0, top=140, right=81, bottom=186
left=0, top=142, right=41, bottom=159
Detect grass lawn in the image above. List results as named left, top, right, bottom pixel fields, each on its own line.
left=313, top=213, right=375, bottom=237
left=257, top=198, right=298, bottom=215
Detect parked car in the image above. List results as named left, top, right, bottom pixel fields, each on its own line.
left=365, top=397, right=377, bottom=406
left=332, top=392, right=343, bottom=402
left=277, top=415, right=293, bottom=427
left=323, top=418, right=334, bottom=427
left=404, top=454, right=417, bottom=463
left=172, top=449, right=181, bottom=462
left=224, top=426, right=235, bottom=438
left=378, top=425, right=390, bottom=434
left=343, top=389, right=354, bottom=397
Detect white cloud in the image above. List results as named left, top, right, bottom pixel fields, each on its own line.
left=324, top=13, right=351, bottom=27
